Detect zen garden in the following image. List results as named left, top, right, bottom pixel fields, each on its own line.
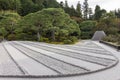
left=0, top=0, right=120, bottom=80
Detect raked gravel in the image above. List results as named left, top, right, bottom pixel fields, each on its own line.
left=0, top=41, right=119, bottom=80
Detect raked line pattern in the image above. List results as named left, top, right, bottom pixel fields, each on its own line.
left=0, top=41, right=118, bottom=78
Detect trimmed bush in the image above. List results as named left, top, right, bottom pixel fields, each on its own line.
left=7, top=34, right=16, bottom=41
left=15, top=33, right=37, bottom=41
left=43, top=38, right=49, bottom=42
left=0, top=36, right=3, bottom=42
left=80, top=20, right=97, bottom=39
left=69, top=36, right=78, bottom=42
left=39, top=37, right=49, bottom=42
left=63, top=40, right=73, bottom=44
left=118, top=35, right=120, bottom=45
left=103, top=35, right=118, bottom=42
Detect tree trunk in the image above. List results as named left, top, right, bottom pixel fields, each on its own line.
left=52, top=30, right=55, bottom=41
left=11, top=22, right=14, bottom=34
left=37, top=32, right=40, bottom=41
left=3, top=36, right=4, bottom=41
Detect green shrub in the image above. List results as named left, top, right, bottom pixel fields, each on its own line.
left=80, top=20, right=97, bottom=39
left=69, top=36, right=78, bottom=42
left=118, top=41, right=120, bottom=45
left=106, top=27, right=118, bottom=35
left=58, top=37, right=67, bottom=42
left=63, top=40, right=73, bottom=44
left=118, top=35, right=120, bottom=45
left=0, top=36, right=3, bottom=41
left=39, top=37, right=49, bottom=42
left=103, top=35, right=118, bottom=42
left=7, top=34, right=16, bottom=41
left=15, top=33, right=37, bottom=41
left=103, top=34, right=120, bottom=45
left=43, top=38, right=49, bottom=42
left=15, top=33, right=26, bottom=40
left=39, top=37, right=43, bottom=42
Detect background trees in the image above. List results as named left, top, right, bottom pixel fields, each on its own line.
left=0, top=0, right=120, bottom=44
left=0, top=0, right=21, bottom=11
left=60, top=0, right=82, bottom=19
left=94, top=5, right=106, bottom=20
left=76, top=1, right=82, bottom=17
left=114, top=9, right=120, bottom=18
left=19, top=0, right=60, bottom=16
left=96, top=12, right=120, bottom=44
left=83, top=0, right=89, bottom=20
left=0, top=0, right=60, bottom=16
left=96, top=12, right=118, bottom=35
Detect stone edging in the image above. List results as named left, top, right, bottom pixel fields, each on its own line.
left=100, top=41, right=120, bottom=50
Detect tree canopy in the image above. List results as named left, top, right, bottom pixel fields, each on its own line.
left=0, top=11, right=21, bottom=40
left=0, top=0, right=60, bottom=16
left=80, top=20, right=97, bottom=39
left=0, top=0, right=120, bottom=44
left=15, top=8, right=80, bottom=43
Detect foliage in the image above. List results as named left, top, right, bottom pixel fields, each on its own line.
left=96, top=12, right=119, bottom=35
left=0, top=0, right=60, bottom=16
left=59, top=1, right=82, bottom=19
left=0, top=11, right=21, bottom=34
left=7, top=34, right=16, bottom=40
left=76, top=1, right=82, bottom=17
left=96, top=12, right=120, bottom=43
left=114, top=9, right=120, bottom=18
left=0, top=27, right=7, bottom=40
left=83, top=0, right=89, bottom=19
left=94, top=5, right=106, bottom=20
left=39, top=37, right=49, bottom=42
left=103, top=35, right=118, bottom=42
left=88, top=8, right=93, bottom=19
left=63, top=39, right=73, bottom=44
left=0, top=0, right=120, bottom=45
left=69, top=36, right=78, bottom=42
left=103, top=34, right=120, bottom=45
left=118, top=35, right=120, bottom=45
left=80, top=20, right=97, bottom=39
left=71, top=16, right=83, bottom=23
left=16, top=8, right=80, bottom=43
left=19, top=0, right=60, bottom=16
left=0, top=11, right=21, bottom=40
left=0, top=0, right=21, bottom=11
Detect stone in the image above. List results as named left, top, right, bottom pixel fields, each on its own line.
left=92, top=31, right=106, bottom=41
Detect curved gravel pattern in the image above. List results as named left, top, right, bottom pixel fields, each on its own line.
left=10, top=42, right=89, bottom=75
left=19, top=41, right=117, bottom=66
left=0, top=41, right=119, bottom=80
left=14, top=41, right=117, bottom=75
left=60, top=45, right=111, bottom=55
left=11, top=42, right=104, bottom=71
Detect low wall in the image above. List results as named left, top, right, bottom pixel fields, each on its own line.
left=100, top=41, right=120, bottom=50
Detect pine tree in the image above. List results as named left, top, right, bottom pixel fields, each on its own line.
left=83, top=0, right=89, bottom=20
left=65, top=0, right=69, bottom=8
left=60, top=1, right=64, bottom=8
left=94, top=5, right=101, bottom=20
left=88, top=8, right=93, bottom=19
left=43, top=0, right=48, bottom=8
left=70, top=5, right=76, bottom=16
left=94, top=5, right=106, bottom=20
left=76, top=1, right=82, bottom=17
